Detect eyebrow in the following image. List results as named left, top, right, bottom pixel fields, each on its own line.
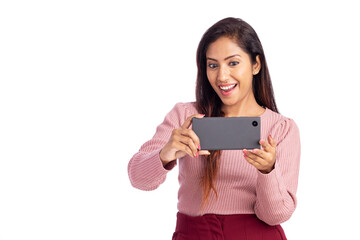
left=206, top=54, right=242, bottom=62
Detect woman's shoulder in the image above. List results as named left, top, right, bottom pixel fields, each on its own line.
left=162, top=102, right=198, bottom=127
left=171, top=102, right=199, bottom=116
left=264, top=107, right=300, bottom=142
left=183, top=101, right=198, bottom=114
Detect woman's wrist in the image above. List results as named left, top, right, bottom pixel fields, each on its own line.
left=259, top=164, right=275, bottom=174
left=159, top=149, right=173, bottom=167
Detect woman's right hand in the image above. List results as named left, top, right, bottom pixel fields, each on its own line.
left=159, top=114, right=211, bottom=166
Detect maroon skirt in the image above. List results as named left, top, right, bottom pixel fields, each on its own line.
left=172, top=212, right=287, bottom=240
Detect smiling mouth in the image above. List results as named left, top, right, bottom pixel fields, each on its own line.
left=219, top=83, right=237, bottom=92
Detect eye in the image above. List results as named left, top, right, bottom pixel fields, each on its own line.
left=229, top=61, right=239, bottom=66
left=208, top=63, right=218, bottom=69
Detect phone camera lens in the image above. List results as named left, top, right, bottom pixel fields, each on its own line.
left=252, top=121, right=258, bottom=127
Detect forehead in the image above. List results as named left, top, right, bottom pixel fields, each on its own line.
left=206, top=36, right=247, bottom=58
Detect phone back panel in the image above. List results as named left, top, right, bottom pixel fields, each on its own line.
left=192, top=117, right=260, bottom=150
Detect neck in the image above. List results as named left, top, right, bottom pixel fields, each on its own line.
left=221, top=95, right=265, bottom=117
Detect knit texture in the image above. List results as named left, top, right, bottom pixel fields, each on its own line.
left=128, top=102, right=301, bottom=226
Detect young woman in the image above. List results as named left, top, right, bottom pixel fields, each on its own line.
left=128, top=17, right=301, bottom=240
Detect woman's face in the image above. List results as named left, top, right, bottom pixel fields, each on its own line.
left=206, top=37, right=260, bottom=108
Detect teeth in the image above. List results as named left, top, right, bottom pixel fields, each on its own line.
left=220, top=84, right=236, bottom=90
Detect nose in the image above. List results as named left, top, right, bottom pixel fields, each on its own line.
left=217, top=65, right=230, bottom=83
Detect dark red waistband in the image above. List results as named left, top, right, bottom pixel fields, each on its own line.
left=173, top=212, right=286, bottom=240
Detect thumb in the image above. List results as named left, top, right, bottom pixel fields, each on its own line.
left=198, top=150, right=211, bottom=156
left=181, top=114, right=205, bottom=129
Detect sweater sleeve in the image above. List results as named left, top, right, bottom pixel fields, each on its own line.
left=254, top=118, right=301, bottom=225
left=128, top=102, right=187, bottom=191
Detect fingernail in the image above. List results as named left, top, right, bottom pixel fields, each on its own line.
left=253, top=149, right=257, bottom=154
left=198, top=145, right=201, bottom=150
left=200, top=114, right=205, bottom=117
left=243, top=149, right=247, bottom=153
left=260, top=140, right=264, bottom=144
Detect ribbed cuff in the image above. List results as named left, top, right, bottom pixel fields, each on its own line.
left=146, top=149, right=175, bottom=175
left=256, top=162, right=286, bottom=201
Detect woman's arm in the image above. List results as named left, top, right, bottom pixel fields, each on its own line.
left=128, top=103, right=208, bottom=191
left=127, top=103, right=185, bottom=191
left=254, top=118, right=301, bottom=225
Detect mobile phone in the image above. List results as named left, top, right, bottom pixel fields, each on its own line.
left=192, top=117, right=260, bottom=150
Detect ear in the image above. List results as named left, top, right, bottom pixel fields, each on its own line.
left=252, top=55, right=261, bottom=75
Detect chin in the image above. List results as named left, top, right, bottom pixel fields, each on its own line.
left=220, top=96, right=240, bottom=106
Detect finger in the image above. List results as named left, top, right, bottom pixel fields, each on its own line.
left=174, top=129, right=199, bottom=157
left=243, top=153, right=262, bottom=167
left=174, top=141, right=196, bottom=158
left=250, top=148, right=266, bottom=158
left=243, top=149, right=268, bottom=166
left=259, top=139, right=275, bottom=153
left=179, top=128, right=201, bottom=150
left=268, top=135, right=277, bottom=148
left=244, top=156, right=270, bottom=172
left=181, top=114, right=205, bottom=129
left=198, top=150, right=211, bottom=155
left=178, top=135, right=198, bottom=157
left=252, top=149, right=274, bottom=166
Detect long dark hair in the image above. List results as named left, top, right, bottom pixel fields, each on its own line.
left=195, top=17, right=279, bottom=207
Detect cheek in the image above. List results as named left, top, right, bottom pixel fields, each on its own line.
left=233, top=69, right=253, bottom=84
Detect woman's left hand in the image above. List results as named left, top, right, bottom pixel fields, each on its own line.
left=243, top=135, right=277, bottom=174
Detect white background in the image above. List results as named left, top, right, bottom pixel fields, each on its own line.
left=1, top=0, right=359, bottom=239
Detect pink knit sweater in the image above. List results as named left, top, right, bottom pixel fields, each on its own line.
left=128, top=102, right=301, bottom=226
